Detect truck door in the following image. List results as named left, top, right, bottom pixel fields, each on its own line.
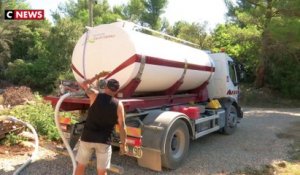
left=227, top=60, right=239, bottom=101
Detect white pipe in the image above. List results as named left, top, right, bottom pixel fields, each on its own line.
left=11, top=116, right=39, bottom=175
left=54, top=92, right=77, bottom=175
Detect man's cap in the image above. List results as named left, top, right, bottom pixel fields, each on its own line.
left=107, top=79, right=120, bottom=92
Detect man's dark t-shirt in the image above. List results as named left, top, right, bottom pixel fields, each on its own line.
left=81, top=93, right=119, bottom=144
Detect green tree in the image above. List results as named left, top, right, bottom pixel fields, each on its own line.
left=0, top=0, right=29, bottom=70
left=121, top=0, right=168, bottom=30
left=170, top=21, right=211, bottom=49
left=266, top=0, right=300, bottom=98
left=2, top=12, right=83, bottom=92
left=10, top=21, right=51, bottom=62
left=225, top=0, right=273, bottom=87
left=212, top=24, right=260, bottom=81
left=46, top=18, right=84, bottom=71
left=54, top=0, right=122, bottom=26
left=123, top=0, right=145, bottom=23
left=141, top=0, right=168, bottom=30
left=0, top=1, right=54, bottom=90
left=28, top=18, right=84, bottom=91
left=225, top=0, right=300, bottom=97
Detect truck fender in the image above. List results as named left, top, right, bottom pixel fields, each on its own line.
left=137, top=110, right=192, bottom=171
left=141, top=110, right=192, bottom=154
left=218, top=97, right=243, bottom=118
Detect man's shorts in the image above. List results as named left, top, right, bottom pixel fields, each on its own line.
left=76, top=140, right=112, bottom=169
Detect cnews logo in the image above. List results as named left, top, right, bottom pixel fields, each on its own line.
left=4, top=10, right=44, bottom=20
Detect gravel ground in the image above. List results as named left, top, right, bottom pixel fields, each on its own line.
left=0, top=108, right=299, bottom=175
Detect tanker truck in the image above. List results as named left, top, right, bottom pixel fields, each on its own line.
left=46, top=21, right=244, bottom=171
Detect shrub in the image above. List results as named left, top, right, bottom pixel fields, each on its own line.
left=0, top=94, right=60, bottom=141
left=4, top=59, right=31, bottom=84
left=1, top=133, right=27, bottom=146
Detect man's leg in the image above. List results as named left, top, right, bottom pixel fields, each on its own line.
left=95, top=143, right=112, bottom=175
left=97, top=168, right=107, bottom=175
left=75, top=141, right=93, bottom=175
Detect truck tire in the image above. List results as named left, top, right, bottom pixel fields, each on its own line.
left=222, top=104, right=238, bottom=135
left=162, top=120, right=189, bottom=169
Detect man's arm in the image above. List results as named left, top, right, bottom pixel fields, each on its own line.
left=78, top=79, right=98, bottom=105
left=77, top=71, right=109, bottom=104
left=117, top=101, right=127, bottom=155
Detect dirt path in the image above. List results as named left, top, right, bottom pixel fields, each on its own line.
left=0, top=108, right=299, bottom=175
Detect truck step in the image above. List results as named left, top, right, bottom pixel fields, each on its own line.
left=195, top=126, right=220, bottom=139
left=195, top=115, right=219, bottom=124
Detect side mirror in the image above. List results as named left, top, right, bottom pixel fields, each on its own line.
left=235, top=63, right=245, bottom=82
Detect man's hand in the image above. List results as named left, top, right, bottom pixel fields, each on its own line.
left=94, top=71, right=110, bottom=81
left=80, top=71, right=110, bottom=89
left=119, top=143, right=128, bottom=156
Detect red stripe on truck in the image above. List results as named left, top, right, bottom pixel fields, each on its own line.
left=106, top=55, right=139, bottom=79
left=106, top=54, right=215, bottom=79
left=71, top=64, right=85, bottom=79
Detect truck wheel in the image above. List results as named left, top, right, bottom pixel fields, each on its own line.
left=162, top=120, right=189, bottom=169
left=222, top=105, right=238, bottom=135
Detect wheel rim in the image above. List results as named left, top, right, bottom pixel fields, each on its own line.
left=170, top=129, right=185, bottom=159
left=227, top=106, right=237, bottom=128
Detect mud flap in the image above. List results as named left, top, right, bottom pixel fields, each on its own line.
left=236, top=104, right=243, bottom=118
left=137, top=147, right=161, bottom=171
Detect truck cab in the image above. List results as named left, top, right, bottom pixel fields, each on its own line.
left=208, top=53, right=243, bottom=102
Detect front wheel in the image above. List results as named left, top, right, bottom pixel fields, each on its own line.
left=161, top=120, right=189, bottom=169
left=222, top=105, right=238, bottom=135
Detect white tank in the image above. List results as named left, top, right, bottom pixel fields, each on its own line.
left=71, top=22, right=214, bottom=96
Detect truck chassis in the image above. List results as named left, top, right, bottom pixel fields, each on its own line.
left=46, top=88, right=242, bottom=171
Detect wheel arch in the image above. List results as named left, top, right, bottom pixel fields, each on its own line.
left=141, top=110, right=192, bottom=154
left=218, top=97, right=243, bottom=118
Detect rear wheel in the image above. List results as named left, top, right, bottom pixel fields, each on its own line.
left=162, top=120, right=189, bottom=169
left=222, top=105, right=238, bottom=135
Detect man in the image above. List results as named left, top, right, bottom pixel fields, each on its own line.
left=75, top=75, right=127, bottom=175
